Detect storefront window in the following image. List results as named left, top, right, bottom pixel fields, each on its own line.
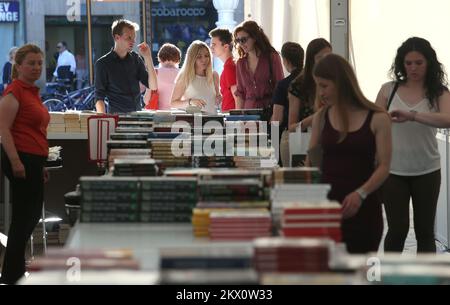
left=150, top=0, right=218, bottom=65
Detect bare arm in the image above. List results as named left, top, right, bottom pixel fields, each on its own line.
left=374, top=83, right=389, bottom=110
left=288, top=93, right=300, bottom=131
left=170, top=79, right=188, bottom=109
left=95, top=100, right=106, bottom=113
left=391, top=91, right=450, bottom=128
left=230, top=85, right=238, bottom=105
left=271, top=104, right=284, bottom=123
left=0, top=94, right=25, bottom=178
left=235, top=96, right=244, bottom=109
left=170, top=79, right=206, bottom=109
left=213, top=72, right=222, bottom=106
left=138, top=43, right=158, bottom=91
left=304, top=110, right=323, bottom=166
left=299, top=114, right=314, bottom=130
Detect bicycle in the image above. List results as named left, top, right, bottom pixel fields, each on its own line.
left=42, top=85, right=96, bottom=112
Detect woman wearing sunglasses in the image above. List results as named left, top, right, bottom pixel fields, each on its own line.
left=233, top=20, right=284, bottom=110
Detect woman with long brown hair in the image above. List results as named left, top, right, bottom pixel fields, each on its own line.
left=233, top=20, right=284, bottom=110
left=309, top=54, right=392, bottom=254
left=288, top=38, right=332, bottom=132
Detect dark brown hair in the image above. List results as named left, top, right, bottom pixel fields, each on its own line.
left=290, top=38, right=332, bottom=109
left=314, top=53, right=384, bottom=142
left=281, top=42, right=304, bottom=71
left=157, top=43, right=182, bottom=63
left=233, top=20, right=276, bottom=59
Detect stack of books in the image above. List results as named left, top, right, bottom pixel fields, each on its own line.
left=209, top=210, right=272, bottom=241
left=80, top=177, right=140, bottom=223
left=253, top=237, right=333, bottom=273
left=113, top=159, right=159, bottom=177
left=64, top=111, right=81, bottom=133
left=159, top=246, right=258, bottom=285
left=271, top=184, right=331, bottom=232
left=140, top=177, right=197, bottom=223
left=47, top=112, right=65, bottom=133
left=28, top=248, right=139, bottom=272
left=281, top=202, right=342, bottom=242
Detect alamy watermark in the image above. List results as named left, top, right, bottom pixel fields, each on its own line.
left=169, top=117, right=280, bottom=164
left=366, top=257, right=381, bottom=282
left=66, top=0, right=81, bottom=22
left=66, top=257, right=81, bottom=282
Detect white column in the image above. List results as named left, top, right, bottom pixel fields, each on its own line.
left=212, top=0, right=240, bottom=75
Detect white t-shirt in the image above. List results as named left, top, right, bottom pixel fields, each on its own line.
left=53, top=50, right=77, bottom=77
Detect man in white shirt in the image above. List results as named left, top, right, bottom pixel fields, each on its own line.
left=53, top=41, right=76, bottom=80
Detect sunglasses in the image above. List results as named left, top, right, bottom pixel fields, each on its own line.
left=235, top=36, right=250, bottom=45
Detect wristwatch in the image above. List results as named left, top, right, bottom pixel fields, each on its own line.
left=410, top=110, right=418, bottom=121
left=355, top=188, right=368, bottom=200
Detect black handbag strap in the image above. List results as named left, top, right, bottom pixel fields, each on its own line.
left=387, top=82, right=399, bottom=110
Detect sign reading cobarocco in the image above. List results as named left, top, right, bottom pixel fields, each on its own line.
left=151, top=8, right=206, bottom=17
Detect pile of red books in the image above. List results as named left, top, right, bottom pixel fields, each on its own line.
left=281, top=202, right=342, bottom=242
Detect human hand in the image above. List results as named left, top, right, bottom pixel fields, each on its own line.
left=341, top=191, right=362, bottom=219
left=215, top=95, right=222, bottom=106
left=390, top=110, right=412, bottom=123
left=12, top=160, right=26, bottom=179
left=137, top=42, right=151, bottom=58
left=190, top=98, right=206, bottom=108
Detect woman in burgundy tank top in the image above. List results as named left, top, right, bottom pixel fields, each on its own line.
left=309, top=54, right=392, bottom=254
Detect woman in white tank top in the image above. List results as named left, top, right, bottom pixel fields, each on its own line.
left=375, top=37, right=450, bottom=253
left=171, top=40, right=221, bottom=114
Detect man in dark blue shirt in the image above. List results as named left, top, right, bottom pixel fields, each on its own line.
left=95, top=19, right=157, bottom=114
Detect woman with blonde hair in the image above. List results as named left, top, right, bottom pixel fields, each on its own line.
left=171, top=40, right=220, bottom=114
left=309, top=54, right=392, bottom=254
left=2, top=46, right=18, bottom=94
left=0, top=44, right=50, bottom=284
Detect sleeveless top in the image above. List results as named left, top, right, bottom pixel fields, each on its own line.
left=184, top=75, right=217, bottom=114
left=389, top=90, right=440, bottom=176
left=321, top=109, right=376, bottom=203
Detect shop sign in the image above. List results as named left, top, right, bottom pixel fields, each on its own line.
left=0, top=1, right=19, bottom=23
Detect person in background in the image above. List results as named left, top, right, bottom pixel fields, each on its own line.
left=271, top=42, right=305, bottom=166
left=75, top=49, right=88, bottom=89
left=1, top=46, right=18, bottom=94
left=233, top=20, right=284, bottom=110
left=209, top=28, right=237, bottom=112
left=171, top=40, right=220, bottom=114
left=288, top=38, right=332, bottom=132
left=309, top=54, right=392, bottom=254
left=52, top=41, right=76, bottom=81
left=375, top=37, right=450, bottom=253
left=144, top=43, right=181, bottom=110
left=95, top=19, right=157, bottom=114
left=0, top=44, right=50, bottom=284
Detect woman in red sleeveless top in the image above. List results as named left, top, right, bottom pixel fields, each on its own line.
left=0, top=44, right=49, bottom=284
left=308, top=54, right=392, bottom=254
